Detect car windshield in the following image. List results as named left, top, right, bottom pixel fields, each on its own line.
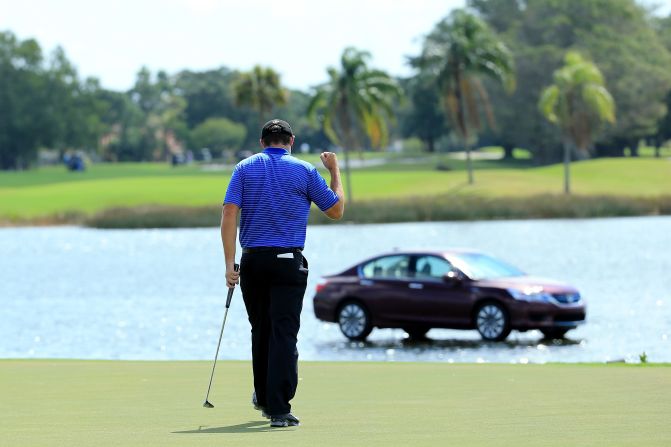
left=449, top=253, right=525, bottom=280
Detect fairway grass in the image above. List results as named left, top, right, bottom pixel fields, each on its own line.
left=1, top=157, right=670, bottom=221
left=0, top=361, right=669, bottom=446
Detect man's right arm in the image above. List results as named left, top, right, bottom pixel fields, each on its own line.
left=320, top=152, right=344, bottom=220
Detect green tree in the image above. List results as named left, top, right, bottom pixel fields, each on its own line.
left=272, top=89, right=331, bottom=152
left=190, top=117, right=246, bottom=158
left=98, top=91, right=148, bottom=161
left=307, top=47, right=402, bottom=202
left=470, top=0, right=671, bottom=161
left=0, top=32, right=47, bottom=169
left=398, top=75, right=448, bottom=153
left=0, top=32, right=107, bottom=169
left=539, top=51, right=615, bottom=194
left=174, top=69, right=248, bottom=125
left=129, top=68, right=188, bottom=160
left=411, top=9, right=515, bottom=184
left=44, top=48, right=107, bottom=155
left=232, top=65, right=288, bottom=129
left=653, top=14, right=671, bottom=153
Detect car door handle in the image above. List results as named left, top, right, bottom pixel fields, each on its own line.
left=408, top=283, right=424, bottom=289
left=360, top=279, right=374, bottom=286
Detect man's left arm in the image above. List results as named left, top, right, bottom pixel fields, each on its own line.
left=221, top=203, right=240, bottom=288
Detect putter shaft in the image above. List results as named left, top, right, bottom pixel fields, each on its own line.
left=203, top=264, right=239, bottom=408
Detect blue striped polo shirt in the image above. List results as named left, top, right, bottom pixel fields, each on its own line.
left=224, top=147, right=340, bottom=248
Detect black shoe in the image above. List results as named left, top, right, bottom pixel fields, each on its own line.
left=251, top=392, right=270, bottom=419
left=270, top=413, right=300, bottom=428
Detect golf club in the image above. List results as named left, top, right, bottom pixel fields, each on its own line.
left=203, top=263, right=239, bottom=408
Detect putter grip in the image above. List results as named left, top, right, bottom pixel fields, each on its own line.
left=225, top=263, right=239, bottom=308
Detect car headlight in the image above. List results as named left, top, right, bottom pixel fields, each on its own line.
left=508, top=287, right=553, bottom=303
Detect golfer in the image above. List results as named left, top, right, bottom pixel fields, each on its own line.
left=221, top=119, right=344, bottom=427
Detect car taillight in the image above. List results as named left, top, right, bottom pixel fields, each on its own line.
left=316, top=280, right=329, bottom=294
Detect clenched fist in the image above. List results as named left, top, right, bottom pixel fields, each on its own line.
left=320, top=152, right=339, bottom=171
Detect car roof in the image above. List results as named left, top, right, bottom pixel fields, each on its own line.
left=361, top=249, right=486, bottom=261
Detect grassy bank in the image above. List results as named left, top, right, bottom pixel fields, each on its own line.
left=1, top=157, right=669, bottom=225
left=0, top=360, right=669, bottom=447
left=79, top=194, right=671, bottom=228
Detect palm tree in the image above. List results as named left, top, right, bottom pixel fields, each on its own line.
left=539, top=51, right=615, bottom=194
left=307, top=47, right=402, bottom=202
left=232, top=65, right=288, bottom=128
left=411, top=9, right=515, bottom=184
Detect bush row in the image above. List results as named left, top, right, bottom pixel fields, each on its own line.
left=78, top=194, right=671, bottom=229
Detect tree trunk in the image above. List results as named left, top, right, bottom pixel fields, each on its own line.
left=563, top=140, right=571, bottom=195
left=466, top=144, right=474, bottom=185
left=338, top=105, right=355, bottom=204
left=453, top=65, right=474, bottom=184
left=426, top=137, right=435, bottom=153
left=342, top=145, right=353, bottom=203
left=503, top=144, right=514, bottom=160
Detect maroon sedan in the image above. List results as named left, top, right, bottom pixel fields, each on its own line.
left=313, top=250, right=586, bottom=341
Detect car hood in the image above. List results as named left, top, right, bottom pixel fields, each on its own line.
left=474, top=276, right=579, bottom=294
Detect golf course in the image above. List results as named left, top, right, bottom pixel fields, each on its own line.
left=1, top=360, right=669, bottom=446
left=5, top=1, right=671, bottom=445
left=1, top=153, right=670, bottom=224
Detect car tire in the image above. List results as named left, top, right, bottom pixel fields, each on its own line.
left=403, top=327, right=430, bottom=339
left=337, top=301, right=373, bottom=341
left=475, top=301, right=511, bottom=341
left=540, top=328, right=570, bottom=339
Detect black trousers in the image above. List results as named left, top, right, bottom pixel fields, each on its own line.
left=240, top=248, right=308, bottom=416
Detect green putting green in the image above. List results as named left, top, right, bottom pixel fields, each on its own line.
left=0, top=360, right=669, bottom=446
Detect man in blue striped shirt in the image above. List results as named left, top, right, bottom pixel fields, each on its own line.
left=221, top=119, right=344, bottom=427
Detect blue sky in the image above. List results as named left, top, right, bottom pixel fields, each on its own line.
left=1, top=0, right=669, bottom=92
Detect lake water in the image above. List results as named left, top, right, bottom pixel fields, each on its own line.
left=1, top=217, right=670, bottom=363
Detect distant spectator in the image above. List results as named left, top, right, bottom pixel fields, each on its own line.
left=64, top=153, right=85, bottom=172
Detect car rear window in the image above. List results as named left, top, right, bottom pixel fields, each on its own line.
left=362, top=255, right=410, bottom=279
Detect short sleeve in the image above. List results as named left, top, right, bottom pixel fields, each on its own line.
left=307, top=167, right=339, bottom=211
left=224, top=165, right=243, bottom=207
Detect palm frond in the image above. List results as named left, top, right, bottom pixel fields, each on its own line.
left=583, top=85, right=616, bottom=123
left=538, top=85, right=560, bottom=124
left=473, top=78, right=496, bottom=129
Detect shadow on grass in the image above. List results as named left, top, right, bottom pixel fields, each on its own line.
left=173, top=420, right=295, bottom=434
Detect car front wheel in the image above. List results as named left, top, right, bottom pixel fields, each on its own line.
left=476, top=302, right=511, bottom=341
left=338, top=301, right=372, bottom=341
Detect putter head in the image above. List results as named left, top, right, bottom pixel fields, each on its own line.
left=203, top=400, right=214, bottom=408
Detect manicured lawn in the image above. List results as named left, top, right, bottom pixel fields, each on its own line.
left=0, top=360, right=669, bottom=446
left=0, top=157, right=670, bottom=219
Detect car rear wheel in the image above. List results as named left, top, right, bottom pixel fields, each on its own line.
left=540, top=328, right=570, bottom=339
left=338, top=301, right=372, bottom=341
left=476, top=302, right=511, bottom=341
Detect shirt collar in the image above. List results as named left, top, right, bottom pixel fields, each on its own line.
left=263, top=147, right=289, bottom=155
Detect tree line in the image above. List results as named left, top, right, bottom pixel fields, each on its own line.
left=2, top=0, right=671, bottom=176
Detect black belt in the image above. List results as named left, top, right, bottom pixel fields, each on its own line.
left=242, top=246, right=303, bottom=254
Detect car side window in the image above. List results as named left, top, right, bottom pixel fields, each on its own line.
left=414, top=256, right=453, bottom=281
left=362, top=255, right=411, bottom=279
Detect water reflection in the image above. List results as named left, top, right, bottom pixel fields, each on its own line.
left=1, top=217, right=669, bottom=362
left=312, top=331, right=584, bottom=363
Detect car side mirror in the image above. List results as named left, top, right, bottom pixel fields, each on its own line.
left=443, top=270, right=464, bottom=285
